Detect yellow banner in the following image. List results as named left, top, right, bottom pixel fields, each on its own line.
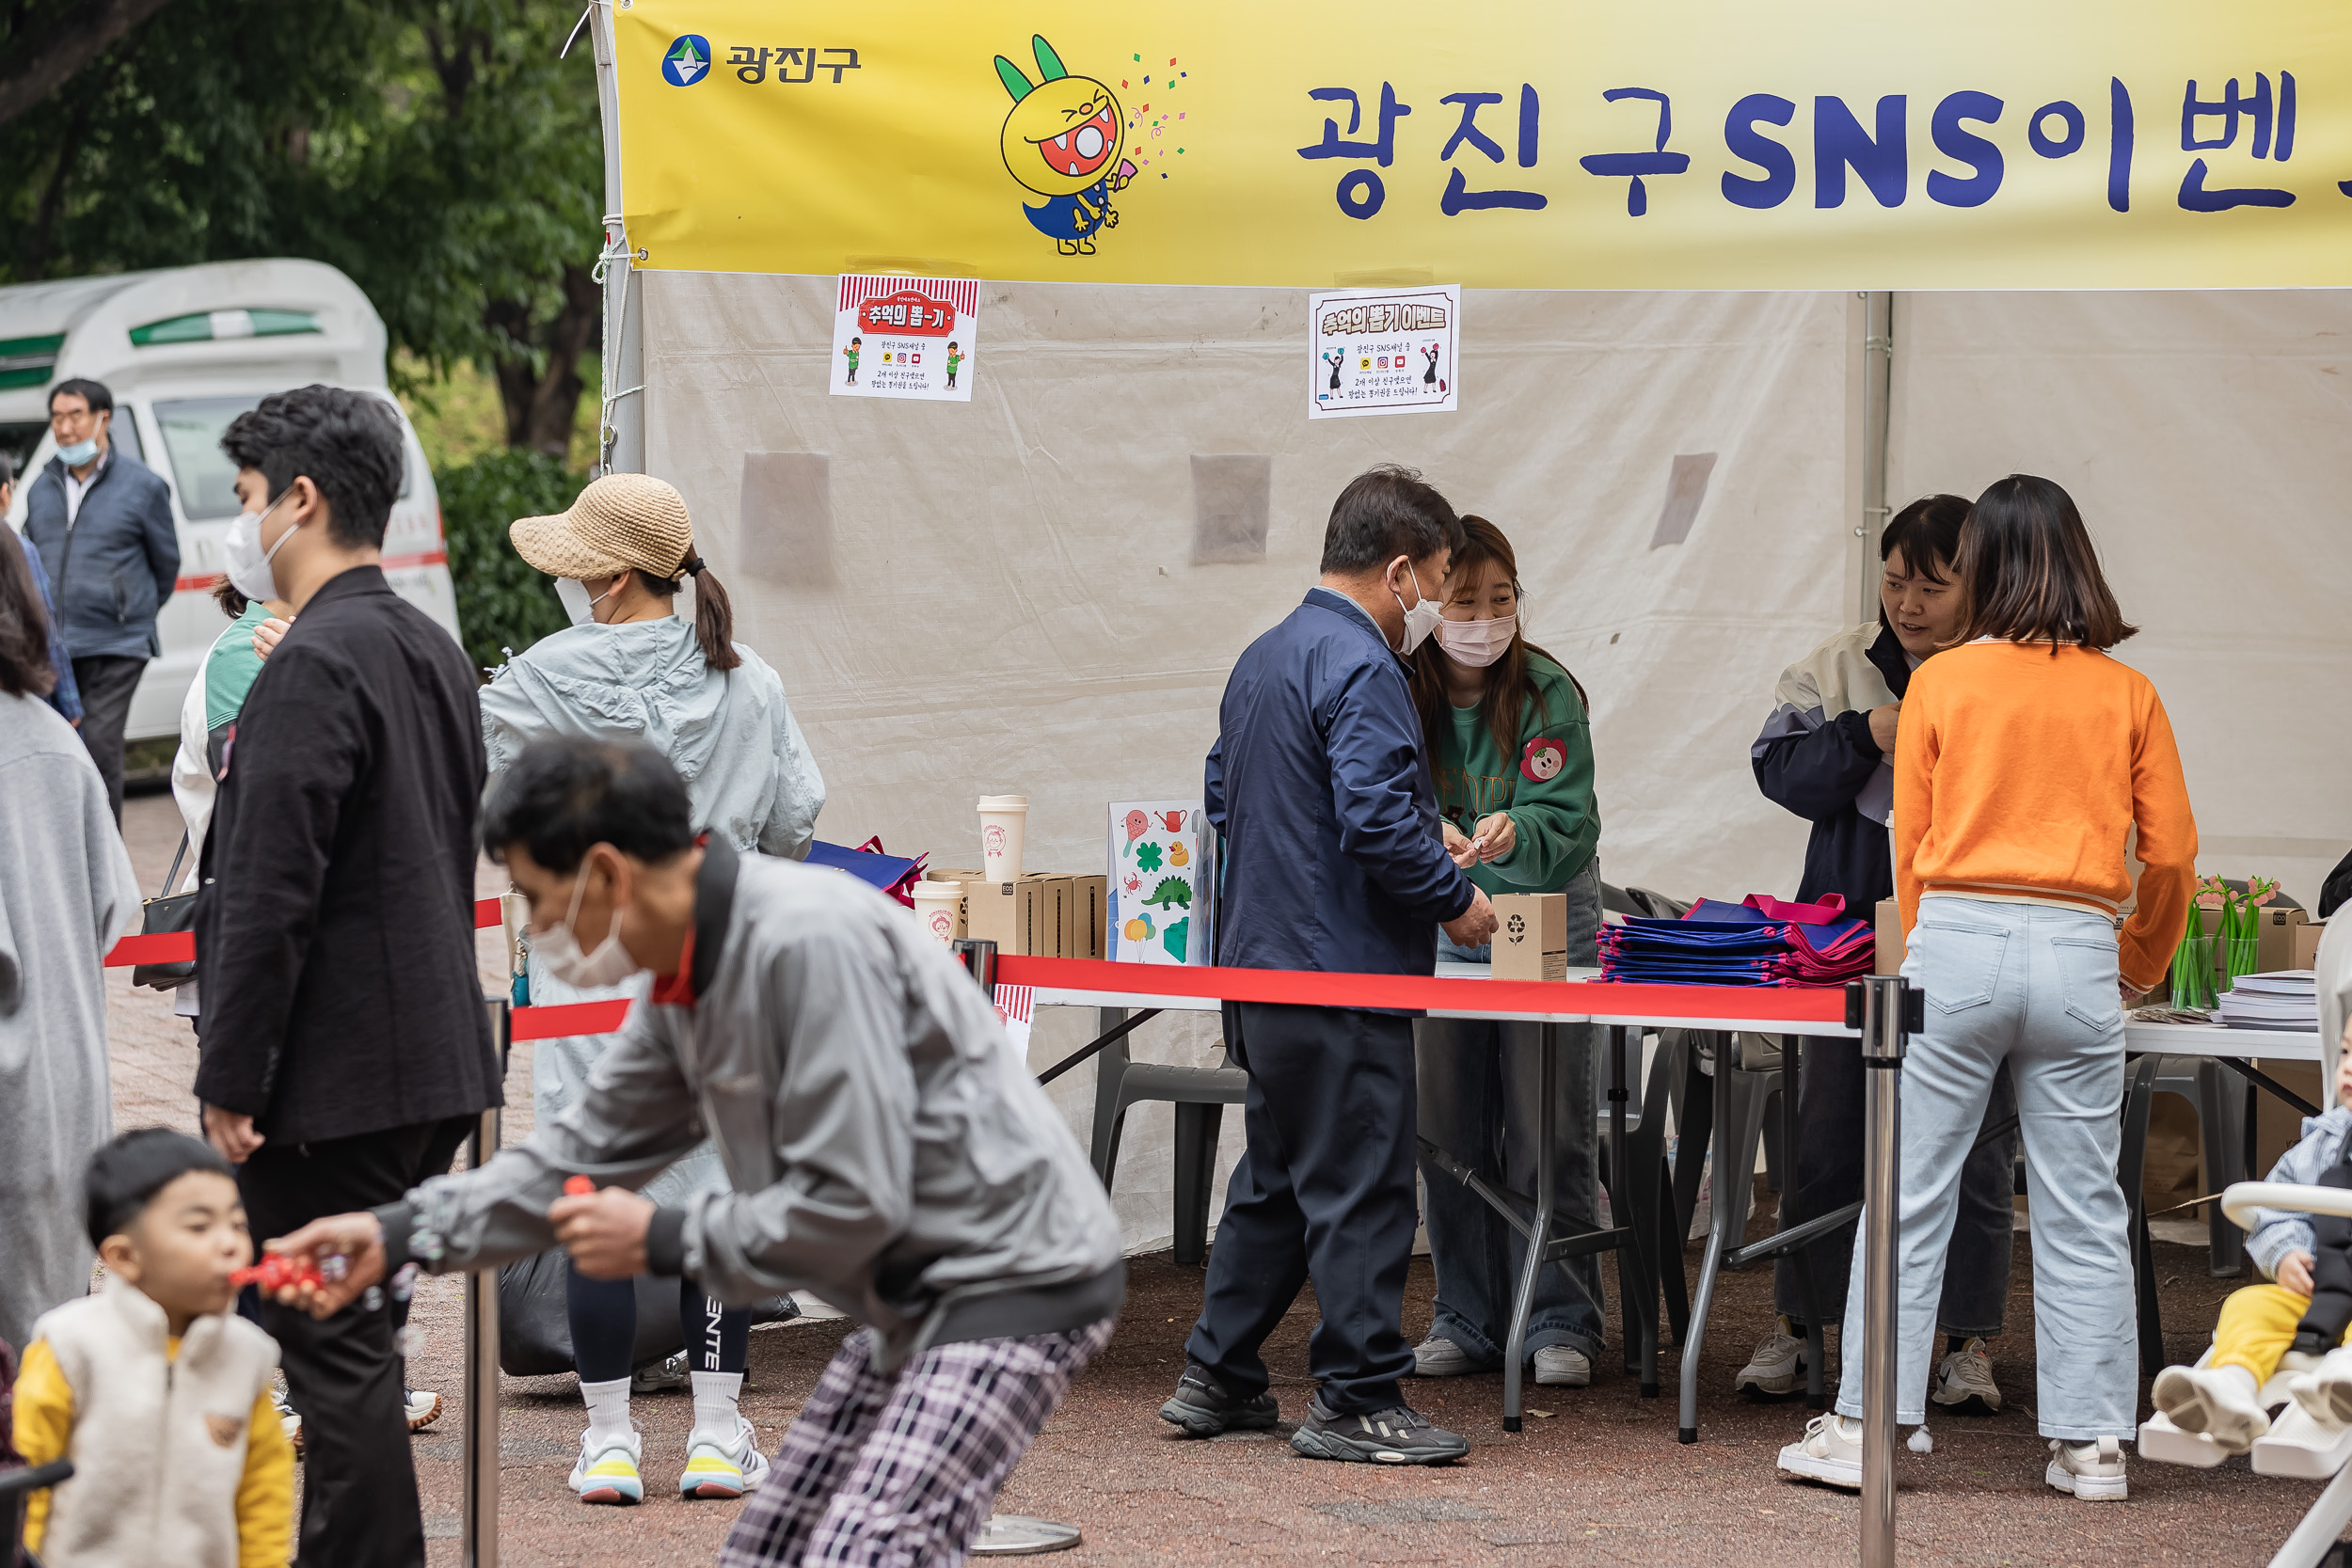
left=615, top=0, right=2352, bottom=289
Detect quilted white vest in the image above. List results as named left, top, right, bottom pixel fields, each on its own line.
left=33, top=1275, right=278, bottom=1568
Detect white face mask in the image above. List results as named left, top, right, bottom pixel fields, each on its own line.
left=1390, top=560, right=1444, bottom=654
left=222, top=489, right=298, bottom=604
left=554, top=578, right=615, bottom=626
left=1435, top=610, right=1518, bottom=669
left=534, top=855, right=641, bottom=989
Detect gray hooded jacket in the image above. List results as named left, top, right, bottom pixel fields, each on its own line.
left=383, top=842, right=1122, bottom=1368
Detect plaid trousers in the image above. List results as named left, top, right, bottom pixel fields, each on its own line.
left=719, top=1316, right=1114, bottom=1567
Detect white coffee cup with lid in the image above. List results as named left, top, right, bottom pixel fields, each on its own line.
left=910, top=880, right=964, bottom=946
left=977, top=795, right=1027, bottom=883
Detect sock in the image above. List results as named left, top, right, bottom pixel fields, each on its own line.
left=691, top=1370, right=744, bottom=1440
left=580, top=1376, right=631, bottom=1444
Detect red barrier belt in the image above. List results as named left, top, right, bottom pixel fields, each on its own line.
left=510, top=999, right=632, bottom=1041
left=105, top=897, right=506, bottom=968
left=994, top=955, right=1853, bottom=1025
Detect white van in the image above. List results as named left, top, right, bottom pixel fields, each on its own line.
left=0, top=258, right=460, bottom=742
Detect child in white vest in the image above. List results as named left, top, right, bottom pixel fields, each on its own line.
left=11, top=1129, right=292, bottom=1567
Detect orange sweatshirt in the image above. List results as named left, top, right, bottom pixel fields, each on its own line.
left=1893, top=641, right=2197, bottom=995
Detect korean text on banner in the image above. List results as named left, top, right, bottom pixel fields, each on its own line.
left=614, top=1, right=2352, bottom=291
left=832, top=275, right=979, bottom=401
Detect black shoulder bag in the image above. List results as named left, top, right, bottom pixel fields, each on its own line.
left=132, top=832, right=199, bottom=990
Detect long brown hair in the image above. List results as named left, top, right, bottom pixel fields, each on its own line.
left=1952, top=474, right=2136, bottom=651
left=1408, top=515, right=1585, bottom=766
left=0, top=526, right=58, bottom=699
left=631, top=551, right=740, bottom=673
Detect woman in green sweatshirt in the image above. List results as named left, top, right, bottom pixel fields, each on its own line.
left=1406, top=515, right=1606, bottom=1390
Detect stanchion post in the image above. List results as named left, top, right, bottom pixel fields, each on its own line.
left=466, top=999, right=508, bottom=1568
left=1848, top=974, right=1919, bottom=1568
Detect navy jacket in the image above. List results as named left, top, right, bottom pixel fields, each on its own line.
left=1207, top=587, right=1474, bottom=978
left=20, top=535, right=83, bottom=721
left=1752, top=624, right=1910, bottom=911
left=21, top=448, right=179, bottom=661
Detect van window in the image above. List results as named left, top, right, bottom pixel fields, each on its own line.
left=155, top=393, right=415, bottom=520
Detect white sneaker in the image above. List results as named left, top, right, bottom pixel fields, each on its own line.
left=632, top=1352, right=690, bottom=1394
left=679, top=1416, right=770, bottom=1500
left=1533, top=1345, right=1591, bottom=1387
left=2153, top=1363, right=2268, bottom=1452
left=570, top=1424, right=644, bottom=1506
left=1737, top=1319, right=1807, bottom=1397
left=2289, top=1344, right=2352, bottom=1429
left=2045, top=1435, right=2128, bottom=1500
left=1411, top=1336, right=1494, bottom=1377
left=405, top=1388, right=443, bottom=1432
left=1930, top=1338, right=2002, bottom=1415
left=273, top=1386, right=301, bottom=1451
left=1777, top=1413, right=1863, bottom=1489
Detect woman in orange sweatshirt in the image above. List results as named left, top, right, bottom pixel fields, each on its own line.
left=1777, top=474, right=2196, bottom=1503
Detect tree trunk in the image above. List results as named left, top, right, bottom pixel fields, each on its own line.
left=0, top=0, right=179, bottom=127
left=485, top=264, right=601, bottom=457
left=23, top=96, right=90, bottom=279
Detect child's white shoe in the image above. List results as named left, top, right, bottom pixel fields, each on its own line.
left=2289, top=1345, right=2352, bottom=1429
left=2152, top=1363, right=2268, bottom=1453
left=2045, top=1435, right=2128, bottom=1500
left=570, top=1422, right=644, bottom=1505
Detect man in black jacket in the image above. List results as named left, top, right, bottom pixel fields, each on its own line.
left=193, top=385, right=501, bottom=1568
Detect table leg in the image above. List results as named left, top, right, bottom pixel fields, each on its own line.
left=1501, top=1022, right=1558, bottom=1434
left=1609, top=1024, right=1657, bottom=1395
left=1677, top=1030, right=1734, bottom=1444
left=1786, top=1036, right=1827, bottom=1410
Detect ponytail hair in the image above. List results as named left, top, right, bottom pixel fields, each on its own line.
left=634, top=548, right=740, bottom=672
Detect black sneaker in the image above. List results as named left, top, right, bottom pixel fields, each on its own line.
left=1159, top=1363, right=1279, bottom=1437
left=1289, top=1398, right=1469, bottom=1465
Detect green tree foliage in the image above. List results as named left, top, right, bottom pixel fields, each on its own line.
left=436, top=449, right=580, bottom=677
left=0, top=0, right=602, bottom=453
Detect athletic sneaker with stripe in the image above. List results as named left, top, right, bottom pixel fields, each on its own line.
left=570, top=1423, right=645, bottom=1505
left=1290, top=1397, right=1469, bottom=1465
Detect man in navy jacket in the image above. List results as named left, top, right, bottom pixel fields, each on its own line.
left=1162, top=466, right=1496, bottom=1465
left=20, top=378, right=179, bottom=820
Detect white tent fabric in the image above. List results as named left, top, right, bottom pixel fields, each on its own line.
left=642, top=277, right=1849, bottom=1249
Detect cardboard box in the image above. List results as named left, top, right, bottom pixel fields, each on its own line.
left=1072, top=876, right=1107, bottom=959
left=1021, top=875, right=1073, bottom=958
left=2256, top=1057, right=2328, bottom=1176
left=961, top=879, right=1034, bottom=956
left=2294, top=919, right=2327, bottom=974
left=1492, top=893, right=1569, bottom=981
left=1875, top=898, right=1904, bottom=976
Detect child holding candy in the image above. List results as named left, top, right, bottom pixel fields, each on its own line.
left=11, top=1129, right=293, bottom=1567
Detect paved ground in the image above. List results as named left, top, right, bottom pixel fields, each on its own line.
left=100, top=790, right=2333, bottom=1566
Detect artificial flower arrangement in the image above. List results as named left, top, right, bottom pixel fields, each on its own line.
left=2177, top=874, right=2280, bottom=1004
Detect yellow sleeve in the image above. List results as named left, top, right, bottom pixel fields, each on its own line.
left=236, top=1382, right=295, bottom=1568
left=11, top=1337, right=74, bottom=1555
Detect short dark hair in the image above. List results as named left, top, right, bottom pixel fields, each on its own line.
left=1319, top=464, right=1465, bottom=575
left=220, top=386, right=405, bottom=550
left=0, top=450, right=15, bottom=487
left=482, top=736, right=696, bottom=875
left=1879, top=493, right=1968, bottom=581
left=86, top=1128, right=235, bottom=1248
left=49, top=378, right=112, bottom=416
left=1955, top=474, right=2137, bottom=651
left=0, top=524, right=56, bottom=700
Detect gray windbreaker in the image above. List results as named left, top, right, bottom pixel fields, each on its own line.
left=2249, top=1103, right=2352, bottom=1279
left=386, top=842, right=1121, bottom=1368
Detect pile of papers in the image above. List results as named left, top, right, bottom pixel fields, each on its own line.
left=2218, top=970, right=2318, bottom=1031
left=1597, top=894, right=1876, bottom=988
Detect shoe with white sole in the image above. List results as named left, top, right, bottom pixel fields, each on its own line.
left=2291, top=1344, right=2352, bottom=1430
left=1930, top=1338, right=2002, bottom=1415
left=1411, top=1336, right=1497, bottom=1377
left=2153, top=1363, right=2268, bottom=1452
left=1737, top=1319, right=1807, bottom=1397
left=1776, top=1413, right=1863, bottom=1489
left=1533, top=1345, right=1591, bottom=1387
left=405, top=1388, right=443, bottom=1432
left=631, top=1352, right=689, bottom=1395
left=679, top=1416, right=770, bottom=1499
left=273, top=1386, right=301, bottom=1452
left=2045, top=1435, right=2128, bottom=1500
left=570, top=1424, right=644, bottom=1506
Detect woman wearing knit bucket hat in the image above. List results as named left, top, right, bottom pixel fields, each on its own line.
left=482, top=471, right=826, bottom=1506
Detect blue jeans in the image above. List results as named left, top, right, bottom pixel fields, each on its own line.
left=1835, top=898, right=2136, bottom=1438
left=1413, top=859, right=1607, bottom=1365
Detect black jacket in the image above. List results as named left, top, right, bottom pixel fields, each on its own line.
left=20, top=448, right=181, bottom=661
left=1752, top=624, right=1911, bottom=911
left=193, top=565, right=501, bottom=1144
left=2295, top=1152, right=2352, bottom=1354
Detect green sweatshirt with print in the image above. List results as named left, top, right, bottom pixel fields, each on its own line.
left=1431, top=651, right=1599, bottom=896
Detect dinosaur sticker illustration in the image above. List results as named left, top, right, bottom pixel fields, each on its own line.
left=1161, top=915, right=1190, bottom=962
left=994, top=34, right=1134, bottom=256
left=1141, top=876, right=1193, bottom=910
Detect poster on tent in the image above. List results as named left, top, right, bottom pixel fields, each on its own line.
left=830, top=275, right=979, bottom=401
left=1307, top=284, right=1458, bottom=420
left=1107, top=800, right=1214, bottom=965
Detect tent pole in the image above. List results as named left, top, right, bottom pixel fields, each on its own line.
left=589, top=3, right=644, bottom=477
left=1848, top=291, right=1895, bottom=624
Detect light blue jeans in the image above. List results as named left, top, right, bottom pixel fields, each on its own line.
left=1834, top=897, right=2136, bottom=1439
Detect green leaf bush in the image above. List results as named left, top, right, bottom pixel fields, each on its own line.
left=436, top=450, right=581, bottom=679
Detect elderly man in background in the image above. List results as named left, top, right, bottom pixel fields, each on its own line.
left=19, top=377, right=178, bottom=822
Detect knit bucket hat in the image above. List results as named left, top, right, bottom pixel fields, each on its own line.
left=510, top=472, right=699, bottom=582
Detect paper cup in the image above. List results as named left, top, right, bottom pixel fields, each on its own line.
left=910, top=880, right=964, bottom=946
left=977, top=795, right=1027, bottom=883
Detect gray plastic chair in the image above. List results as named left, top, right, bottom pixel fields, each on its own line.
left=1089, top=1007, right=1247, bottom=1265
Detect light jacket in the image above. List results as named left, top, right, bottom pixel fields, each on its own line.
left=1752, top=620, right=1909, bottom=911
left=2249, top=1104, right=2352, bottom=1280
left=1208, top=587, right=1474, bottom=978
left=20, top=449, right=180, bottom=661
left=481, top=615, right=824, bottom=861
left=379, top=840, right=1123, bottom=1370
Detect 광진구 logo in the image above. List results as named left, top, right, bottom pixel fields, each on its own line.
left=663, top=34, right=711, bottom=86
